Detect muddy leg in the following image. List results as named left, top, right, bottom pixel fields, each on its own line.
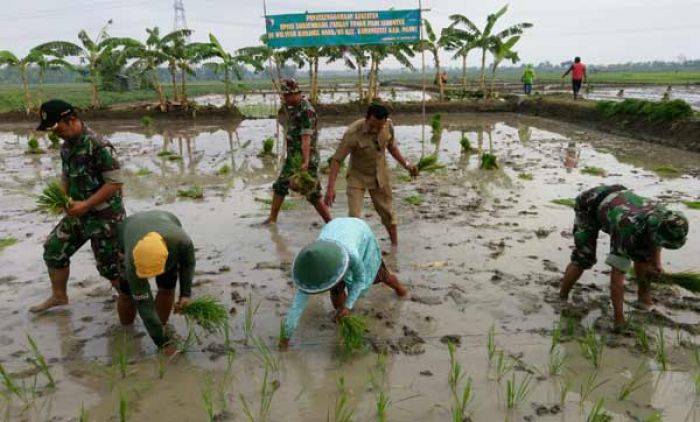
left=312, top=199, right=333, bottom=223
left=378, top=262, right=408, bottom=297
left=559, top=263, right=584, bottom=300
left=330, top=282, right=347, bottom=310
left=117, top=293, right=137, bottom=325
left=155, top=288, right=176, bottom=325
left=387, top=225, right=398, bottom=246
left=634, top=261, right=653, bottom=309
left=610, top=269, right=626, bottom=326
left=29, top=267, right=70, bottom=313
left=262, top=194, right=285, bottom=225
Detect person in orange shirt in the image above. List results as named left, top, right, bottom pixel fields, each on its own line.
left=562, top=57, right=587, bottom=100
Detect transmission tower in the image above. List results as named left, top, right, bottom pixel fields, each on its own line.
left=173, top=0, right=188, bottom=32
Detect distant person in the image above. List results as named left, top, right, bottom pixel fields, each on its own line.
left=559, top=185, right=688, bottom=327
left=521, top=64, right=535, bottom=95
left=562, top=57, right=587, bottom=100
left=30, top=100, right=126, bottom=314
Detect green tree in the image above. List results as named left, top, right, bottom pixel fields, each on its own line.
left=444, top=24, right=478, bottom=91
left=238, top=36, right=290, bottom=90
left=201, top=33, right=243, bottom=109
left=489, top=36, right=521, bottom=96
left=366, top=44, right=415, bottom=102
left=125, top=27, right=172, bottom=111
left=0, top=49, right=65, bottom=113
left=414, top=19, right=453, bottom=100
left=326, top=46, right=369, bottom=102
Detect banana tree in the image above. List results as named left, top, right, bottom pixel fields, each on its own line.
left=285, top=47, right=324, bottom=103
left=160, top=29, right=193, bottom=103
left=414, top=19, right=453, bottom=100
left=489, top=36, right=521, bottom=97
left=326, top=46, right=368, bottom=102
left=444, top=25, right=477, bottom=91
left=125, top=28, right=170, bottom=111
left=201, top=33, right=243, bottom=109
left=238, top=36, right=289, bottom=90
left=35, top=21, right=141, bottom=108
left=366, top=44, right=415, bottom=102
left=176, top=41, right=212, bottom=104
left=0, top=49, right=48, bottom=113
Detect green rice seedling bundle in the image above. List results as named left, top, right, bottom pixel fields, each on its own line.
left=518, top=173, right=533, bottom=180
left=551, top=198, right=576, bottom=208
left=217, top=164, right=231, bottom=175
left=430, top=113, right=442, bottom=132
left=257, top=137, right=276, bottom=157
left=48, top=132, right=61, bottom=149
left=338, top=315, right=367, bottom=353
left=403, top=194, right=423, bottom=206
left=653, top=165, right=681, bottom=177
left=37, top=181, right=71, bottom=214
left=140, top=116, right=154, bottom=127
left=460, top=135, right=472, bottom=152
left=656, top=271, right=700, bottom=293
left=181, top=297, right=229, bottom=334
left=581, top=166, right=606, bottom=177
left=288, top=154, right=317, bottom=195
left=480, top=153, right=498, bottom=170
left=177, top=185, right=204, bottom=199
left=417, top=154, right=445, bottom=172
left=682, top=201, right=700, bottom=210
left=157, top=150, right=182, bottom=161
left=0, top=237, right=18, bottom=251
left=27, top=136, right=44, bottom=154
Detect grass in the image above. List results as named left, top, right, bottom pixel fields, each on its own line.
left=403, top=194, right=423, bottom=206
left=243, top=293, right=261, bottom=345
left=460, top=135, right=472, bottom=152
left=578, top=327, right=604, bottom=368
left=579, top=371, right=608, bottom=408
left=655, top=326, right=667, bottom=370
left=37, top=181, right=71, bottom=214
left=504, top=373, right=534, bottom=409
left=257, top=137, right=276, bottom=158
left=586, top=398, right=611, bottom=422
left=518, top=173, right=533, bottom=180
left=551, top=198, right=576, bottom=208
left=417, top=154, right=445, bottom=172
left=338, top=315, right=367, bottom=353
left=177, top=185, right=204, bottom=199
left=217, top=164, right=231, bottom=175
left=617, top=364, right=649, bottom=401
left=27, top=137, right=44, bottom=154
left=487, top=324, right=496, bottom=362
left=0, top=237, right=18, bottom=251
left=682, top=201, right=700, bottom=210
left=328, top=376, right=354, bottom=422
left=26, top=334, right=54, bottom=388
left=653, top=165, right=681, bottom=177
left=140, top=116, right=154, bottom=127
left=656, top=271, right=700, bottom=293
left=447, top=341, right=473, bottom=421
left=135, top=168, right=152, bottom=176
left=596, top=98, right=693, bottom=123
left=480, top=153, right=498, bottom=170
left=181, top=296, right=229, bottom=334
left=581, top=166, right=607, bottom=177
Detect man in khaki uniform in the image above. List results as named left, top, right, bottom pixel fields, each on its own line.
left=325, top=103, right=418, bottom=246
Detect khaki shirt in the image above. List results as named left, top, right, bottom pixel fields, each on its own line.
left=332, top=118, right=395, bottom=189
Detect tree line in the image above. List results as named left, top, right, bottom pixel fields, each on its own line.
left=0, top=6, right=532, bottom=113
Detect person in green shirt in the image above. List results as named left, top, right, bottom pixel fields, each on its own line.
left=521, top=64, right=535, bottom=95
left=117, top=210, right=195, bottom=353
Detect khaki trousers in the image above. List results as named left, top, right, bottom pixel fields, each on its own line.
left=347, top=185, right=396, bottom=228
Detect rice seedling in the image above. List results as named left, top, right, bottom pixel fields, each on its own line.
left=288, top=153, right=317, bottom=195
left=376, top=390, right=390, bottom=422
left=403, top=194, right=423, bottom=206
left=447, top=341, right=473, bottom=421
left=369, top=353, right=390, bottom=422
left=551, top=321, right=562, bottom=352
left=430, top=113, right=442, bottom=133
left=504, top=373, right=534, bottom=409
left=494, top=350, right=514, bottom=382
left=156, top=354, right=167, bottom=380
left=682, top=201, right=700, bottom=210
left=480, top=153, right=498, bottom=170
left=694, top=373, right=700, bottom=395
left=518, top=173, right=533, bottom=180
left=586, top=398, right=611, bottom=422
left=581, top=166, right=606, bottom=177
left=140, top=116, right=154, bottom=127
left=548, top=347, right=567, bottom=376
left=37, top=181, right=71, bottom=215
left=655, top=326, right=667, bottom=371
left=487, top=324, right=496, bottom=362
left=135, top=168, right=152, bottom=176
left=578, top=326, right=604, bottom=368
left=177, top=185, right=204, bottom=199
left=48, top=132, right=61, bottom=148
left=118, top=390, right=128, bottom=422
left=157, top=150, right=183, bottom=161
left=201, top=373, right=215, bottom=422
left=240, top=361, right=280, bottom=422
left=634, top=322, right=650, bottom=352
left=551, top=198, right=576, bottom=208
left=243, top=293, right=261, bottom=345
left=564, top=316, right=577, bottom=336
left=0, top=363, right=20, bottom=398
left=416, top=154, right=445, bottom=172
left=113, top=337, right=129, bottom=379
left=252, top=336, right=280, bottom=373
left=254, top=197, right=298, bottom=211
left=217, top=164, right=231, bottom=175
left=617, top=364, right=649, bottom=401
left=26, top=137, right=44, bottom=154
left=328, top=376, right=354, bottom=422
left=460, top=135, right=472, bottom=152
left=559, top=379, right=573, bottom=406
left=26, top=335, right=54, bottom=388
left=78, top=403, right=88, bottom=421
left=579, top=371, right=608, bottom=408
left=277, top=320, right=287, bottom=346
left=338, top=315, right=367, bottom=353
left=644, top=411, right=663, bottom=422
left=655, top=271, right=700, bottom=293
left=653, top=165, right=681, bottom=177
left=0, top=237, right=18, bottom=251
left=257, top=137, right=275, bottom=157
left=181, top=296, right=229, bottom=334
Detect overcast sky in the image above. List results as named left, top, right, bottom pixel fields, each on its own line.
left=2, top=0, right=699, bottom=69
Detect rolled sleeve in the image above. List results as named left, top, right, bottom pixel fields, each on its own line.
left=300, top=109, right=316, bottom=136
left=102, top=169, right=124, bottom=184
left=605, top=253, right=632, bottom=272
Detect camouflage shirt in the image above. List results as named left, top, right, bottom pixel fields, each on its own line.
left=60, top=126, right=124, bottom=217
left=595, top=188, right=657, bottom=270
left=281, top=98, right=319, bottom=165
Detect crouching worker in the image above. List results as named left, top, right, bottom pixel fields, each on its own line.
left=118, top=210, right=195, bottom=353
left=559, top=185, right=688, bottom=327
left=279, top=217, right=408, bottom=350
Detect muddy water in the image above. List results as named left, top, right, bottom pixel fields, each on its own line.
left=0, top=112, right=699, bottom=421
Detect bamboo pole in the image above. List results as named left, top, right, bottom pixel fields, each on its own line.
left=419, top=0, right=427, bottom=150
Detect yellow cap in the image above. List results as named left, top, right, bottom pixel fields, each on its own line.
left=133, top=232, right=168, bottom=278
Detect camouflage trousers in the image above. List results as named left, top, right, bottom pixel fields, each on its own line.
left=272, top=156, right=322, bottom=203
left=571, top=184, right=627, bottom=269
left=43, top=210, right=125, bottom=281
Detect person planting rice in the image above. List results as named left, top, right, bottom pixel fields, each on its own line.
left=278, top=217, right=408, bottom=350
left=30, top=100, right=126, bottom=313
left=559, top=185, right=689, bottom=327
left=262, top=78, right=332, bottom=225
left=562, top=56, right=587, bottom=100
left=117, top=210, right=195, bottom=353
left=325, top=102, right=418, bottom=246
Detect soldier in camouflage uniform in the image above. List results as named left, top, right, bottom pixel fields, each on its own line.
left=262, top=79, right=332, bottom=225
left=560, top=184, right=689, bottom=326
left=30, top=100, right=126, bottom=313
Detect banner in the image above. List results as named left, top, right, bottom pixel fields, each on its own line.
left=265, top=9, right=421, bottom=48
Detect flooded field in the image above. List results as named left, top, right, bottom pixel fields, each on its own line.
left=583, top=85, right=700, bottom=110
left=0, top=112, right=699, bottom=421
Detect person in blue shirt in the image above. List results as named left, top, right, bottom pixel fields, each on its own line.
left=278, top=217, right=408, bottom=350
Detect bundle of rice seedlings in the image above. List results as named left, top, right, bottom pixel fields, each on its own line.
left=417, top=154, right=444, bottom=172
left=581, top=166, right=606, bottom=177
left=518, top=173, right=533, bottom=180
left=0, top=237, right=18, bottom=251
left=257, top=137, right=276, bottom=158
left=404, top=194, right=423, bottom=206
left=27, top=137, right=44, bottom=154
left=181, top=296, right=229, bottom=334
left=135, top=168, right=152, bottom=176
left=157, top=150, right=183, bottom=161
left=288, top=154, right=317, bottom=195
left=656, top=271, right=700, bottom=293
left=430, top=114, right=442, bottom=132
left=551, top=198, right=576, bottom=208
left=217, top=164, right=231, bottom=176
left=177, top=185, right=204, bottom=199
left=654, top=165, right=681, bottom=177
left=37, top=181, right=71, bottom=214
left=48, top=132, right=61, bottom=149
left=338, top=315, right=367, bottom=353
left=682, top=201, right=700, bottom=210
left=480, top=153, right=498, bottom=170
left=460, top=136, right=472, bottom=152
left=140, top=116, right=154, bottom=127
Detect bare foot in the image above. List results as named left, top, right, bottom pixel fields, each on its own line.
left=29, top=296, right=68, bottom=313
left=255, top=218, right=277, bottom=227
left=395, top=284, right=409, bottom=298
